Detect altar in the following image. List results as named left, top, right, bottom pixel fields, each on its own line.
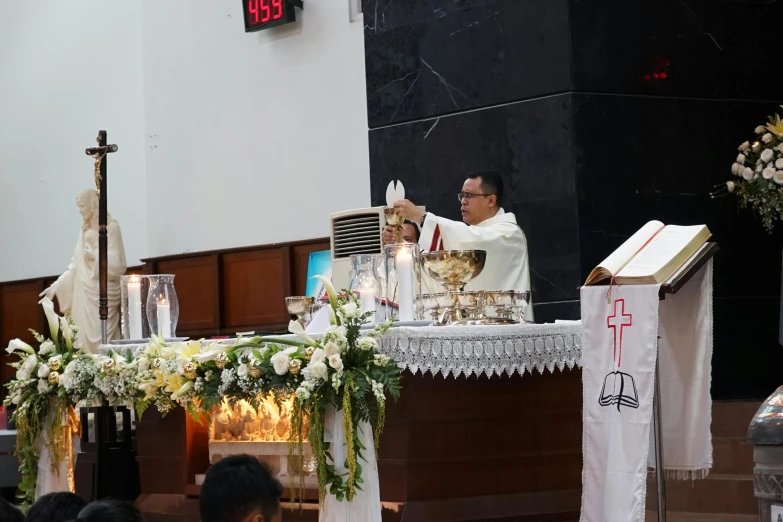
left=124, top=322, right=584, bottom=522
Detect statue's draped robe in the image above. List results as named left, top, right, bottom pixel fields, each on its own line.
left=54, top=219, right=127, bottom=353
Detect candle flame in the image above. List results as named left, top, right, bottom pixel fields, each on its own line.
left=130, top=275, right=140, bottom=283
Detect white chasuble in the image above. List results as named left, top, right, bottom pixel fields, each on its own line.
left=580, top=261, right=713, bottom=522
left=417, top=209, right=533, bottom=321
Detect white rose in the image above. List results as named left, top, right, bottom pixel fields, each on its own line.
left=778, top=143, right=783, bottom=153
left=757, top=163, right=764, bottom=172
left=237, top=363, right=249, bottom=378
left=271, top=351, right=290, bottom=376
left=325, top=325, right=347, bottom=338
left=324, top=342, right=341, bottom=357
left=738, top=141, right=750, bottom=152
left=309, top=361, right=329, bottom=380
left=16, top=356, right=38, bottom=380
left=756, top=125, right=766, bottom=134
left=328, top=354, right=343, bottom=371
left=37, top=379, right=50, bottom=394
left=774, top=171, right=783, bottom=185
left=310, top=348, right=326, bottom=364
left=296, top=386, right=311, bottom=400
left=726, top=181, right=735, bottom=193
left=37, top=363, right=50, bottom=379
left=358, top=336, right=378, bottom=351
left=38, top=340, right=55, bottom=356
left=776, top=158, right=783, bottom=169
left=762, top=133, right=774, bottom=143
left=731, top=162, right=741, bottom=176
left=763, top=167, right=775, bottom=179
left=761, top=149, right=774, bottom=162
left=736, top=153, right=746, bottom=164
left=742, top=167, right=754, bottom=180
left=341, top=302, right=359, bottom=319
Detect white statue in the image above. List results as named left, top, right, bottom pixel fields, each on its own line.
left=40, top=189, right=127, bottom=353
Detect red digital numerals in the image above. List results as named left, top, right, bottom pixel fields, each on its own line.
left=248, top=0, right=283, bottom=24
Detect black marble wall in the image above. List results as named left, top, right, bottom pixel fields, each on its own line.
left=363, top=0, right=783, bottom=399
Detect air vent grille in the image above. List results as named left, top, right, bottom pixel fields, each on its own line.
left=332, top=213, right=382, bottom=259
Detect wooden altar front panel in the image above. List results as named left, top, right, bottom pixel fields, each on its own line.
left=378, top=369, right=583, bottom=522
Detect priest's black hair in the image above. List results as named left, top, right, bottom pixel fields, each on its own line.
left=26, top=492, right=87, bottom=522
left=0, top=498, right=23, bottom=522
left=200, top=455, right=283, bottom=522
left=70, top=499, right=144, bottom=522
left=468, top=171, right=504, bottom=207
left=403, top=220, right=422, bottom=242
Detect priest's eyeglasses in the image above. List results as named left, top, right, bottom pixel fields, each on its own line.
left=458, top=192, right=490, bottom=202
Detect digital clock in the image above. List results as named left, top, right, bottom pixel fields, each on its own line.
left=242, top=0, right=298, bottom=32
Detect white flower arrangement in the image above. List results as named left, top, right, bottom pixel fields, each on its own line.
left=714, top=106, right=783, bottom=232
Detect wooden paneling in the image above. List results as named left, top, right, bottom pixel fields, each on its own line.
left=0, top=282, right=42, bottom=393
left=157, top=256, right=216, bottom=333
left=223, top=248, right=291, bottom=329
left=293, top=241, right=331, bottom=297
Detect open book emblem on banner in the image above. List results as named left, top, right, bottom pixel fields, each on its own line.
left=599, top=299, right=639, bottom=411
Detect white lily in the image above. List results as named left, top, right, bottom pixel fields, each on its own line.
left=41, top=298, right=60, bottom=342
left=288, top=320, right=317, bottom=346
left=327, top=305, right=337, bottom=325
left=6, top=339, right=35, bottom=356
left=315, top=275, right=341, bottom=324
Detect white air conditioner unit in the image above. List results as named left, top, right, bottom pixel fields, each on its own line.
left=329, top=207, right=385, bottom=291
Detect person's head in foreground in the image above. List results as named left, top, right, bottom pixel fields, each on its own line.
left=71, top=499, right=144, bottom=522
left=0, top=498, right=23, bottom=522
left=200, top=454, right=283, bottom=522
left=402, top=220, right=421, bottom=244
left=26, top=492, right=87, bottom=522
left=459, top=171, right=503, bottom=226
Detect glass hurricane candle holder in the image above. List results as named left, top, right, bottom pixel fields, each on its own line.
left=349, top=254, right=382, bottom=324
left=384, top=243, right=423, bottom=322
left=120, top=274, right=150, bottom=340
left=145, top=275, right=179, bottom=339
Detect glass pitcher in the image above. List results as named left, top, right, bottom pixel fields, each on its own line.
left=348, top=254, right=382, bottom=324
left=145, top=275, right=179, bottom=339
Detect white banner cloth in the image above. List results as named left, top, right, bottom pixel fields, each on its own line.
left=580, top=261, right=713, bottom=522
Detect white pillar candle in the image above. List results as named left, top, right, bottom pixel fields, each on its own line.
left=127, top=276, right=143, bottom=340
left=359, top=281, right=376, bottom=322
left=157, top=298, right=172, bottom=339
left=396, top=248, right=414, bottom=322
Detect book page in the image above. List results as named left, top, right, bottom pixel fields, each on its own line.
left=617, top=225, right=706, bottom=278
left=595, top=221, right=664, bottom=275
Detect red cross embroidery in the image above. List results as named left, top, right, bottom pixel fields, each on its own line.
left=606, top=299, right=632, bottom=367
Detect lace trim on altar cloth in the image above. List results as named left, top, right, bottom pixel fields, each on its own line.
left=376, top=323, right=582, bottom=378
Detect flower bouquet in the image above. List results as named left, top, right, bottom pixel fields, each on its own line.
left=3, top=298, right=81, bottom=505
left=714, top=106, right=783, bottom=232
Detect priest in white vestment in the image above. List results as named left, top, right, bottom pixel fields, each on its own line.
left=40, top=189, right=127, bottom=354
left=383, top=172, right=533, bottom=321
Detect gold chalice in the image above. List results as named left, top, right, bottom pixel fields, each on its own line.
left=384, top=208, right=404, bottom=244
left=421, top=250, right=486, bottom=324
left=285, top=296, right=316, bottom=327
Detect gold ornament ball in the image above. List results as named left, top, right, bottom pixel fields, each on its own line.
left=288, top=359, right=302, bottom=375
left=248, top=364, right=262, bottom=379
left=48, top=358, right=62, bottom=371
left=183, top=362, right=198, bottom=380
left=304, top=347, right=315, bottom=360
left=752, top=141, right=762, bottom=152
left=48, top=371, right=60, bottom=385
left=151, top=358, right=162, bottom=369
left=103, top=359, right=115, bottom=372
left=215, top=352, right=228, bottom=370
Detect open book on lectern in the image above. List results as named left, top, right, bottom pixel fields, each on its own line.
left=584, top=221, right=711, bottom=286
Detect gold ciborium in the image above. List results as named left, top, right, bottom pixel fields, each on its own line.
left=421, top=250, right=486, bottom=324
left=384, top=208, right=404, bottom=244
left=285, top=296, right=316, bottom=327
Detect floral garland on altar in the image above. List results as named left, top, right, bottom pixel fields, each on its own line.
left=4, top=277, right=402, bottom=506
left=713, top=106, right=783, bottom=232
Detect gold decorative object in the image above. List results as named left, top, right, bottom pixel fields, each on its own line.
left=183, top=362, right=198, bottom=380
left=304, top=347, right=315, bottom=360
left=151, top=358, right=162, bottom=369
left=48, top=358, right=62, bottom=371
left=752, top=141, right=762, bottom=152
left=384, top=208, right=404, bottom=243
left=249, top=364, right=262, bottom=379
left=421, top=250, right=487, bottom=292
left=103, top=359, right=115, bottom=372
left=215, top=352, right=228, bottom=369
left=48, top=371, right=60, bottom=385
left=289, top=359, right=302, bottom=375
left=286, top=296, right=316, bottom=327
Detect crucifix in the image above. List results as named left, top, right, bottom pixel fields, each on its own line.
left=84, top=130, right=119, bottom=344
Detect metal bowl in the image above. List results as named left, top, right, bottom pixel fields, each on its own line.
left=420, top=250, right=487, bottom=291
left=484, top=290, right=516, bottom=307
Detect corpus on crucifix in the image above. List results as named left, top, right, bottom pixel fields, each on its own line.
left=39, top=132, right=126, bottom=353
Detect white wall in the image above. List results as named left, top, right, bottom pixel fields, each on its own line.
left=142, top=0, right=370, bottom=256
left=0, top=0, right=371, bottom=281
left=0, top=1, right=147, bottom=281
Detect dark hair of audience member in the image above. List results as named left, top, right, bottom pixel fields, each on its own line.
left=26, top=492, right=87, bottom=522
left=200, top=455, right=283, bottom=522
left=0, top=498, right=23, bottom=522
left=70, top=499, right=144, bottom=522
